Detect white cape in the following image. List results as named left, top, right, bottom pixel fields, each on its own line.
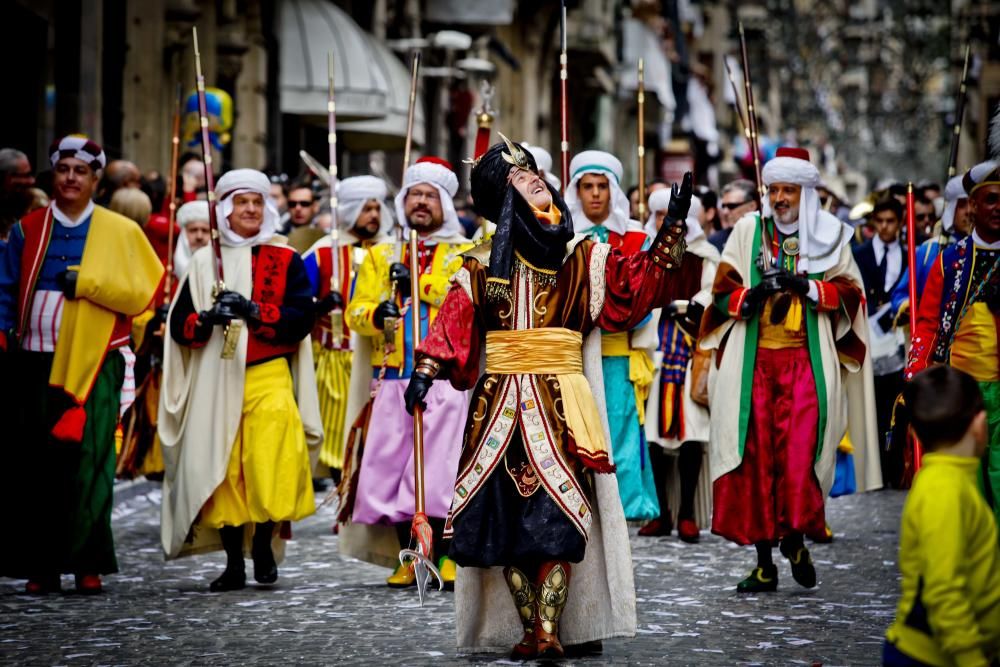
left=158, top=242, right=323, bottom=559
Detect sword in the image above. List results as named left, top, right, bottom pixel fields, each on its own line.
left=738, top=22, right=774, bottom=273
left=946, top=44, right=971, bottom=179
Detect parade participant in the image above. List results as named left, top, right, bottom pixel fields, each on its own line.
left=404, top=139, right=699, bottom=658
left=337, top=157, right=471, bottom=589
left=159, top=168, right=322, bottom=592
left=172, top=200, right=212, bottom=280
left=891, top=174, right=971, bottom=318
left=302, top=175, right=393, bottom=479
left=564, top=149, right=659, bottom=520
left=907, top=161, right=1000, bottom=528
left=0, top=136, right=164, bottom=594
left=523, top=143, right=561, bottom=192
left=853, top=197, right=908, bottom=487
left=884, top=366, right=1000, bottom=667
left=641, top=189, right=719, bottom=541
left=700, top=146, right=880, bottom=593
left=285, top=180, right=326, bottom=254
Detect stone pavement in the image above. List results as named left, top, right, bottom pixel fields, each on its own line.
left=0, top=487, right=905, bottom=666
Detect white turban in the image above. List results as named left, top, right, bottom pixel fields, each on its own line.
left=214, top=168, right=280, bottom=248
left=337, top=175, right=393, bottom=239
left=565, top=150, right=634, bottom=237
left=176, top=201, right=209, bottom=228
left=644, top=189, right=705, bottom=243
left=393, top=157, right=465, bottom=241
left=523, top=143, right=561, bottom=192
left=940, top=174, right=967, bottom=233
left=172, top=201, right=210, bottom=279
left=761, top=148, right=851, bottom=274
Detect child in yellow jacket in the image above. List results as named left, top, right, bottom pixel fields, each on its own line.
left=885, top=366, right=1000, bottom=667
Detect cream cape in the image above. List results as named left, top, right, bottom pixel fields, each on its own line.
left=158, top=242, right=323, bottom=559
left=699, top=215, right=881, bottom=494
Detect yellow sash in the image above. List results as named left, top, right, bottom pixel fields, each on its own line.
left=50, top=206, right=164, bottom=403
left=600, top=331, right=655, bottom=424
left=485, top=328, right=610, bottom=467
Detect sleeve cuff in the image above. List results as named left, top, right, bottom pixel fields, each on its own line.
left=813, top=280, right=840, bottom=312
left=258, top=302, right=280, bottom=324
left=183, top=313, right=210, bottom=348
left=727, top=287, right=749, bottom=319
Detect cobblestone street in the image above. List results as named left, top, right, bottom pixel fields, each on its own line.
left=0, top=486, right=904, bottom=666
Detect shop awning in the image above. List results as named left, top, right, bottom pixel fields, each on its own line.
left=280, top=0, right=424, bottom=147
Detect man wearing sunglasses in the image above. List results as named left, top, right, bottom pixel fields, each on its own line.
left=908, top=160, right=1000, bottom=529
left=709, top=179, right=758, bottom=253
left=284, top=181, right=325, bottom=253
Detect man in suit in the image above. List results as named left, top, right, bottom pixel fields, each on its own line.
left=853, top=196, right=908, bottom=487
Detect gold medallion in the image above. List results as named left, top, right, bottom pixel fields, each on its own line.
left=782, top=237, right=800, bottom=256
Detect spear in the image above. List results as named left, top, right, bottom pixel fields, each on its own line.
left=327, top=52, right=344, bottom=349
left=193, top=26, right=241, bottom=360
left=723, top=56, right=751, bottom=148
left=398, top=229, right=443, bottom=605
left=164, top=83, right=182, bottom=300
left=637, top=58, right=647, bottom=223
left=738, top=22, right=773, bottom=270
left=559, top=0, right=569, bottom=194
left=946, top=43, right=971, bottom=179
left=905, top=183, right=923, bottom=471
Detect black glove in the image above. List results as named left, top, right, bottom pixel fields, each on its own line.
left=151, top=304, right=170, bottom=327
left=404, top=371, right=434, bottom=415
left=389, top=262, right=412, bottom=297
left=876, top=310, right=895, bottom=332
left=215, top=290, right=261, bottom=323
left=198, top=300, right=236, bottom=327
left=373, top=300, right=401, bottom=330
left=740, top=281, right=779, bottom=318
left=664, top=301, right=687, bottom=319
left=776, top=271, right=810, bottom=296
left=683, top=301, right=705, bottom=333
left=666, top=172, right=694, bottom=224
left=316, top=291, right=344, bottom=314
left=56, top=269, right=78, bottom=299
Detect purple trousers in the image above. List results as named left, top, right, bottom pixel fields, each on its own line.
left=351, top=378, right=468, bottom=525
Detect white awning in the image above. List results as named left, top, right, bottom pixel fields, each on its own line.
left=278, top=0, right=423, bottom=143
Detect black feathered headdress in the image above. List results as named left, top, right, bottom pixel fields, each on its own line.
left=470, top=135, right=575, bottom=300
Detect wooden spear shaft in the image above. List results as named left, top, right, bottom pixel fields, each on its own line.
left=559, top=1, right=569, bottom=195
left=637, top=58, right=646, bottom=223
left=327, top=51, right=343, bottom=349
left=164, top=84, right=182, bottom=299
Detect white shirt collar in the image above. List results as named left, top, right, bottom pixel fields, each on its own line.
left=774, top=219, right=799, bottom=235
left=871, top=235, right=900, bottom=258
left=52, top=201, right=95, bottom=228
left=972, top=230, right=1000, bottom=250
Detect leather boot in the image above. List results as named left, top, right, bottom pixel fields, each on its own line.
left=534, top=561, right=570, bottom=659
left=503, top=566, right=537, bottom=660
left=210, top=525, right=246, bottom=592
left=252, top=521, right=278, bottom=585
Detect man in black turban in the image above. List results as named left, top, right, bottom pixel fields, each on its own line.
left=403, top=136, right=701, bottom=659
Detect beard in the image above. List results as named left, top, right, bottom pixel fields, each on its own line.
left=773, top=206, right=799, bottom=225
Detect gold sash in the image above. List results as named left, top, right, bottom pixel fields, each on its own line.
left=485, top=328, right=611, bottom=470
left=600, top=332, right=654, bottom=424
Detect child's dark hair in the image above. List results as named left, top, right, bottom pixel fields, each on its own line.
left=903, top=366, right=984, bottom=449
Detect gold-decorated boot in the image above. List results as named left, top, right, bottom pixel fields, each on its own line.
left=503, top=566, right=537, bottom=660
left=534, top=561, right=570, bottom=659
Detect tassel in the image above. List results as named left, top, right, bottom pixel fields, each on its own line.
left=51, top=405, right=87, bottom=443
left=115, top=422, right=124, bottom=455
left=784, top=296, right=803, bottom=332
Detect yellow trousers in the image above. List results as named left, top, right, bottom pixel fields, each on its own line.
left=314, top=345, right=352, bottom=470
left=201, top=358, right=315, bottom=528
